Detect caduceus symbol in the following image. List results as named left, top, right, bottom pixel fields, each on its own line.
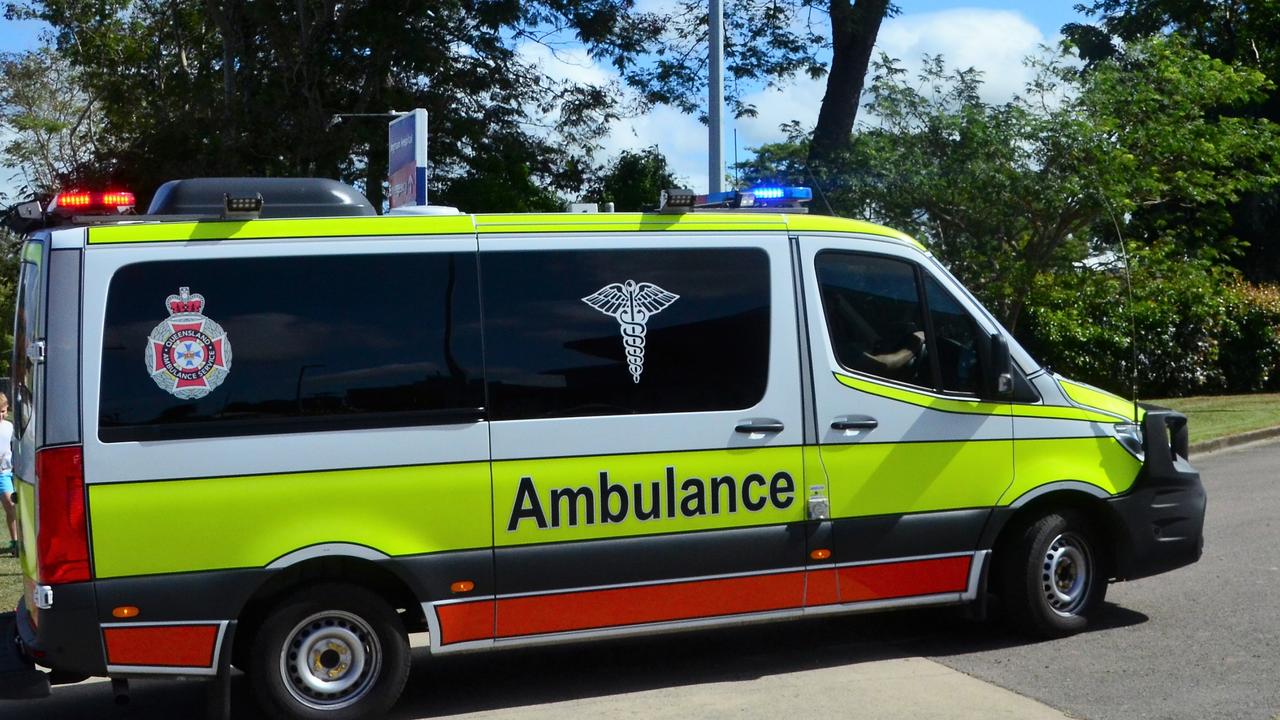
left=582, top=280, right=680, bottom=383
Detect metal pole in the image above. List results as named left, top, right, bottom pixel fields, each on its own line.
left=708, top=0, right=724, bottom=194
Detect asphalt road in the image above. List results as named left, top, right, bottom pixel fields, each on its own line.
left=2, top=441, right=1276, bottom=719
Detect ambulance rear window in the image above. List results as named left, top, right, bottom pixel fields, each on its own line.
left=98, top=253, right=484, bottom=441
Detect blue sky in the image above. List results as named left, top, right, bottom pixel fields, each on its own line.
left=0, top=3, right=1090, bottom=196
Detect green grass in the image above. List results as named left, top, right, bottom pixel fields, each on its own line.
left=1152, top=393, right=1280, bottom=444
left=1, top=552, right=22, bottom=607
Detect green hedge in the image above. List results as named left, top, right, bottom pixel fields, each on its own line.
left=1021, top=247, right=1280, bottom=398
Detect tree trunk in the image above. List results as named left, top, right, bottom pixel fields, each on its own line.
left=808, top=0, right=891, bottom=167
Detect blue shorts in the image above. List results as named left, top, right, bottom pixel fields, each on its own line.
left=0, top=472, right=13, bottom=496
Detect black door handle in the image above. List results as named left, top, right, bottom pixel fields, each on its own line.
left=735, top=419, right=785, bottom=434
left=831, top=415, right=878, bottom=431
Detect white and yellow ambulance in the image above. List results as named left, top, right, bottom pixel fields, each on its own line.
left=0, top=179, right=1205, bottom=719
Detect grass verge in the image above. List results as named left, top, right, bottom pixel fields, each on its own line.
left=1151, top=393, right=1280, bottom=444
left=1, top=553, right=22, bottom=607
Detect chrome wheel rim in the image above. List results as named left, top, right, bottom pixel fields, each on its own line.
left=279, top=610, right=381, bottom=710
left=1043, top=532, right=1092, bottom=616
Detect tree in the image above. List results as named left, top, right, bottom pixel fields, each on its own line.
left=622, top=0, right=895, bottom=175
left=1064, top=0, right=1280, bottom=281
left=4, top=0, right=667, bottom=209
left=0, top=47, right=103, bottom=200
left=740, top=37, right=1280, bottom=333
left=584, top=146, right=681, bottom=211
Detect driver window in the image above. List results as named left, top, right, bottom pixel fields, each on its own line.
left=815, top=252, right=932, bottom=389
left=924, top=275, right=982, bottom=395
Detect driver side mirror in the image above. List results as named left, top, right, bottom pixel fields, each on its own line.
left=982, top=332, right=1014, bottom=400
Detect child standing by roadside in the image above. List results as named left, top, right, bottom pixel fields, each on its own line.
left=1, top=392, right=16, bottom=557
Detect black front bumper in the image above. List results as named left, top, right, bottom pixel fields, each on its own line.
left=1107, top=409, right=1206, bottom=580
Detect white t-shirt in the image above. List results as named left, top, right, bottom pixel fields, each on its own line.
left=0, top=418, right=13, bottom=474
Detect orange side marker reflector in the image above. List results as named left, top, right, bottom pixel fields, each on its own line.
left=450, top=580, right=475, bottom=594
left=112, top=606, right=140, bottom=619
left=810, top=549, right=832, bottom=561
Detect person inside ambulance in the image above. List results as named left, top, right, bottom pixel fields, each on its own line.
left=826, top=292, right=928, bottom=382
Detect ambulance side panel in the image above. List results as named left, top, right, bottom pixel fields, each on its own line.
left=80, top=235, right=494, bottom=675
left=797, top=234, right=1011, bottom=604
left=457, top=232, right=809, bottom=650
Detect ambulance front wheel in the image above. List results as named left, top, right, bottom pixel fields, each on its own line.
left=249, top=582, right=411, bottom=720
left=999, top=509, right=1108, bottom=638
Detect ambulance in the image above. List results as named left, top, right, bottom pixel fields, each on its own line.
left=0, top=178, right=1205, bottom=719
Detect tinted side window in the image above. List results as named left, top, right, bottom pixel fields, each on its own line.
left=816, top=252, right=932, bottom=389
left=99, top=253, right=484, bottom=442
left=13, top=255, right=42, bottom=436
left=482, top=248, right=770, bottom=420
left=925, top=276, right=982, bottom=395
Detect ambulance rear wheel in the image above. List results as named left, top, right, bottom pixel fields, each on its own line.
left=999, top=509, right=1107, bottom=638
left=249, top=583, right=410, bottom=720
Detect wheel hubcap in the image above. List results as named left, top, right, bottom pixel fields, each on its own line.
left=280, top=610, right=381, bottom=710
left=1042, top=532, right=1092, bottom=616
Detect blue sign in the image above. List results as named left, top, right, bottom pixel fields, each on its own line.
left=388, top=109, right=428, bottom=208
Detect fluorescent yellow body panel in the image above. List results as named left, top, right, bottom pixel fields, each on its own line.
left=1057, top=376, right=1140, bottom=422
left=1002, top=437, right=1141, bottom=503
left=473, top=212, right=788, bottom=234
left=21, top=240, right=43, bottom=262
left=88, top=462, right=491, bottom=578
left=86, top=215, right=477, bottom=244
left=821, top=440, right=1013, bottom=517
left=84, top=210, right=921, bottom=250
left=782, top=214, right=927, bottom=250
left=833, top=372, right=1120, bottom=423
left=16, top=478, right=38, bottom=581
left=493, top=446, right=806, bottom=547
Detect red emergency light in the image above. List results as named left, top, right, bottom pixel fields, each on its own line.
left=49, top=189, right=136, bottom=215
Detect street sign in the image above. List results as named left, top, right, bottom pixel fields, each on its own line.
left=388, top=108, right=427, bottom=208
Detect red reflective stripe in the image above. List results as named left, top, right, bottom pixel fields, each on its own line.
left=436, top=601, right=494, bottom=645
left=837, top=556, right=971, bottom=603
left=494, top=571, right=806, bottom=639
left=103, top=625, right=219, bottom=668
left=805, top=567, right=840, bottom=606
left=434, top=557, right=974, bottom=646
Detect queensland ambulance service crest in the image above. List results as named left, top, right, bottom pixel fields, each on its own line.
left=145, top=287, right=232, bottom=399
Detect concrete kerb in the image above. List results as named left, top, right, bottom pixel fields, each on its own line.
left=1189, top=425, right=1280, bottom=457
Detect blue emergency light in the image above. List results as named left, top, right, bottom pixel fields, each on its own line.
left=656, top=185, right=813, bottom=213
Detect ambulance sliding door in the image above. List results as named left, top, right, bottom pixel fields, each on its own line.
left=478, top=232, right=808, bottom=643
left=798, top=234, right=1012, bottom=607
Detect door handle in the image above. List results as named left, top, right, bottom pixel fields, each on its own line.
left=831, top=415, right=878, bottom=431
left=735, top=419, right=785, bottom=434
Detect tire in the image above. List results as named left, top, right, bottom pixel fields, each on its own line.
left=248, top=583, right=411, bottom=720
left=999, top=510, right=1107, bottom=638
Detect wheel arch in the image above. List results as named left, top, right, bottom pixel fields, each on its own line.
left=232, top=553, right=424, bottom=669
left=982, top=482, right=1125, bottom=586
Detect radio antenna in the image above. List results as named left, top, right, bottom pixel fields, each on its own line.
left=1098, top=193, right=1140, bottom=422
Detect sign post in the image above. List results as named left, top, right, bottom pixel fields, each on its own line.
left=388, top=108, right=428, bottom=208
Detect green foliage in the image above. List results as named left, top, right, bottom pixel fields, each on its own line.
left=1025, top=245, right=1280, bottom=397
left=2, top=0, right=666, bottom=208
left=1065, top=0, right=1280, bottom=282
left=739, top=35, right=1280, bottom=395
left=0, top=47, right=103, bottom=200
left=584, top=146, right=681, bottom=211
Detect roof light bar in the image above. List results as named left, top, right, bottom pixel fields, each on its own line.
left=49, top=190, right=136, bottom=216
